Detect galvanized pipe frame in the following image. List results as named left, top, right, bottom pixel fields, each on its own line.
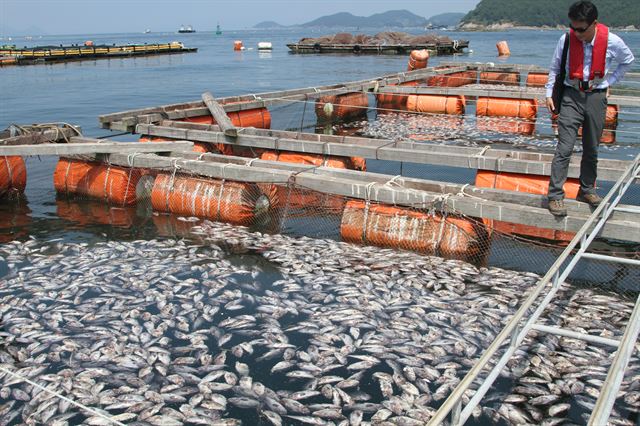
left=427, top=153, right=640, bottom=426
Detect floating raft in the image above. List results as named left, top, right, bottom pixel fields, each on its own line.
left=0, top=42, right=197, bottom=65
left=286, top=40, right=468, bottom=55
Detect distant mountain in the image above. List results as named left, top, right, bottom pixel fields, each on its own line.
left=460, top=0, right=639, bottom=29
left=300, top=10, right=428, bottom=28
left=0, top=24, right=48, bottom=37
left=253, top=21, right=286, bottom=29
left=426, top=13, right=465, bottom=28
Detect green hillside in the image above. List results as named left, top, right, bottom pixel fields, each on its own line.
left=461, top=0, right=639, bottom=28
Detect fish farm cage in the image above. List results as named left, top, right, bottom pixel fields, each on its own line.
left=1, top=61, right=639, bottom=426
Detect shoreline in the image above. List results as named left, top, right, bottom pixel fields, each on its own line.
left=459, top=22, right=639, bottom=32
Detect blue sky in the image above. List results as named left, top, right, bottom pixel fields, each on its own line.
left=1, top=0, right=481, bottom=35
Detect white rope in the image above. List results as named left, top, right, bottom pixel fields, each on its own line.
left=384, top=175, right=403, bottom=188
left=0, top=365, right=126, bottom=426
left=246, top=158, right=258, bottom=167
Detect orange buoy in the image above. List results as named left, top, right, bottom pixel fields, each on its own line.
left=84, top=40, right=94, bottom=47
left=340, top=200, right=489, bottom=261
left=376, top=81, right=419, bottom=112
left=479, top=72, right=520, bottom=86
left=272, top=185, right=345, bottom=213
left=476, top=97, right=537, bottom=135
left=526, top=72, right=549, bottom=87
left=407, top=49, right=429, bottom=71
left=140, top=135, right=212, bottom=153
left=0, top=156, right=27, bottom=198
left=233, top=40, right=243, bottom=51
left=260, top=150, right=365, bottom=170
left=182, top=107, right=272, bottom=129
left=427, top=71, right=476, bottom=87
left=53, top=158, right=142, bottom=206
left=150, top=174, right=278, bottom=226
left=316, top=92, right=369, bottom=122
left=475, top=170, right=578, bottom=242
left=496, top=41, right=510, bottom=56
left=406, top=95, right=465, bottom=115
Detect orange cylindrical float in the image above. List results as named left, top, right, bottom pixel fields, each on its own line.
left=476, top=97, right=537, bottom=135
left=406, top=95, right=465, bottom=115
left=234, top=40, right=243, bottom=51
left=260, top=150, right=365, bottom=170
left=475, top=170, right=578, bottom=242
left=496, top=41, right=510, bottom=57
left=340, top=200, right=489, bottom=261
left=479, top=72, right=520, bottom=86
left=427, top=71, right=476, bottom=87
left=273, top=185, right=345, bottom=213
left=150, top=174, right=278, bottom=226
left=316, top=92, right=369, bottom=122
left=556, top=105, right=619, bottom=144
left=182, top=107, right=271, bottom=129
left=140, top=135, right=212, bottom=153
left=0, top=156, right=27, bottom=198
left=526, top=72, right=549, bottom=87
left=53, top=158, right=142, bottom=206
left=407, top=50, right=429, bottom=71
left=376, top=81, right=419, bottom=112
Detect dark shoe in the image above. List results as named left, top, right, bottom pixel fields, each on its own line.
left=576, top=191, right=602, bottom=207
left=548, top=199, right=567, bottom=217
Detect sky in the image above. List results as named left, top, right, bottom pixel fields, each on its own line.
left=0, top=0, right=482, bottom=36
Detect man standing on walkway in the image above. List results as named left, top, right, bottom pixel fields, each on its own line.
left=545, top=1, right=634, bottom=216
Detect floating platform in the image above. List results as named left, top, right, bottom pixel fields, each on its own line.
left=0, top=42, right=197, bottom=66
left=286, top=40, right=468, bottom=55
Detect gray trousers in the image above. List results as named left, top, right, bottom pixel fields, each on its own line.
left=548, top=87, right=607, bottom=200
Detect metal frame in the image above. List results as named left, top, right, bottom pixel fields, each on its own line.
left=428, top=153, right=640, bottom=426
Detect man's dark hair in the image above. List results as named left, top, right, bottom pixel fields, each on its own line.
left=568, top=1, right=598, bottom=23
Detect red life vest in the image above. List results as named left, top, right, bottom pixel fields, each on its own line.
left=569, top=23, right=609, bottom=82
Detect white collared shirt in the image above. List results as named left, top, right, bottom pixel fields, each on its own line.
left=545, top=29, right=635, bottom=97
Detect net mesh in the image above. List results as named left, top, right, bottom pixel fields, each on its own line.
left=0, top=68, right=639, bottom=426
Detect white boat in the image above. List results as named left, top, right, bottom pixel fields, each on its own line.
left=178, top=25, right=195, bottom=33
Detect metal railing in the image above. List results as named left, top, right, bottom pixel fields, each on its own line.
left=428, top=153, right=640, bottom=426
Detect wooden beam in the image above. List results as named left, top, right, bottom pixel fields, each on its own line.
left=80, top=151, right=640, bottom=243
left=202, top=92, right=237, bottom=137
left=136, top=123, right=632, bottom=182
left=0, top=126, right=80, bottom=146
left=0, top=139, right=194, bottom=156
left=171, top=150, right=639, bottom=225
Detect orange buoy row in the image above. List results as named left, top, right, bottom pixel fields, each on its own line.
left=475, top=170, right=579, bottom=243
left=316, top=92, right=369, bottom=122
left=376, top=81, right=419, bottom=111
left=53, top=158, right=145, bottom=206
left=407, top=49, right=429, bottom=71
left=427, top=70, right=477, bottom=87
left=479, top=71, right=520, bottom=86
left=340, top=200, right=489, bottom=261
left=496, top=41, right=510, bottom=57
left=0, top=156, right=27, bottom=198
left=476, top=97, right=537, bottom=135
left=406, top=94, right=466, bottom=115
left=151, top=173, right=277, bottom=226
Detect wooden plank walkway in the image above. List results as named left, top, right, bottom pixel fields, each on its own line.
left=0, top=140, right=193, bottom=156
left=77, top=149, right=640, bottom=243
left=98, top=67, right=467, bottom=131
left=135, top=121, right=633, bottom=182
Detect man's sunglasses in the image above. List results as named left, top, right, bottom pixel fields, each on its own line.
left=570, top=21, right=594, bottom=33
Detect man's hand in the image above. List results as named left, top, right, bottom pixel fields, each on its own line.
left=546, top=97, right=555, bottom=114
